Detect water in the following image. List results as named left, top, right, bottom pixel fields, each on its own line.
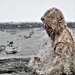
left=0, top=28, right=50, bottom=56
left=0, top=28, right=50, bottom=75
left=0, top=27, right=75, bottom=75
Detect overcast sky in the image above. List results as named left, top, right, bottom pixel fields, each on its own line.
left=0, top=0, right=75, bottom=22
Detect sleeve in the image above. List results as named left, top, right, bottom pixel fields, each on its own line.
left=54, top=42, right=72, bottom=57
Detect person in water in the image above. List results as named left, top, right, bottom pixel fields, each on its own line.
left=7, top=41, right=13, bottom=47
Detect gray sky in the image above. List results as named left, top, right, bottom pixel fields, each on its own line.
left=0, top=0, right=75, bottom=22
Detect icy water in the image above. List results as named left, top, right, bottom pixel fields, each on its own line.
left=0, top=28, right=51, bottom=75
left=0, top=28, right=50, bottom=56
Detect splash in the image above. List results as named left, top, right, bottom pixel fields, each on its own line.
left=28, top=40, right=56, bottom=74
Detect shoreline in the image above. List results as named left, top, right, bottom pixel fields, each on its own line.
left=0, top=55, right=33, bottom=75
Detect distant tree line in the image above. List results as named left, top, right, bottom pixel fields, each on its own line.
left=0, top=22, right=43, bottom=29
left=0, top=22, right=75, bottom=29
left=67, top=22, right=75, bottom=28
